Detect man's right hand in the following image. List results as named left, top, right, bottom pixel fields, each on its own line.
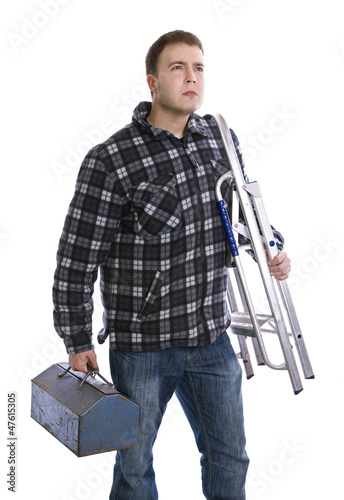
left=68, top=349, right=99, bottom=373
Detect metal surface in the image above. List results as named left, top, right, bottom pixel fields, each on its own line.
left=213, top=112, right=315, bottom=394
left=31, top=362, right=141, bottom=457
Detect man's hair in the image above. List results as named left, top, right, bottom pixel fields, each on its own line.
left=145, top=30, right=204, bottom=76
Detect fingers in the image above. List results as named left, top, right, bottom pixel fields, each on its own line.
left=268, top=251, right=291, bottom=281
left=68, top=350, right=99, bottom=373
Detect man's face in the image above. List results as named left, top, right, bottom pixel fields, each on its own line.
left=148, top=43, right=205, bottom=117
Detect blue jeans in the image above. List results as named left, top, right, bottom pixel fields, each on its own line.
left=109, top=332, right=249, bottom=499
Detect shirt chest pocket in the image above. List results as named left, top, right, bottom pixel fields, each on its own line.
left=130, top=175, right=183, bottom=239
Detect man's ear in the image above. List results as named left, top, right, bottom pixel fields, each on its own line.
left=147, top=74, right=157, bottom=95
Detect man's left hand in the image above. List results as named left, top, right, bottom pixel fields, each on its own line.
left=268, top=251, right=291, bottom=281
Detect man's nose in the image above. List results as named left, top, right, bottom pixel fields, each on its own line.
left=185, top=68, right=197, bottom=83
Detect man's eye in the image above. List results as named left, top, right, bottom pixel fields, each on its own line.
left=196, top=67, right=204, bottom=72
left=173, top=65, right=182, bottom=70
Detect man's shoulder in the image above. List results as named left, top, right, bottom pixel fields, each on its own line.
left=93, top=102, right=151, bottom=158
left=193, top=111, right=241, bottom=145
left=82, top=122, right=149, bottom=175
left=188, top=110, right=227, bottom=139
left=92, top=121, right=139, bottom=157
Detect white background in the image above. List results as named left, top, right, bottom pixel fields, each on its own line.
left=1, top=0, right=344, bottom=498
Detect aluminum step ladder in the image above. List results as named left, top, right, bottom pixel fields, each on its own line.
left=212, top=113, right=315, bottom=394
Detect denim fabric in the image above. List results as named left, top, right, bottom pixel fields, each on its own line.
left=109, top=332, right=249, bottom=499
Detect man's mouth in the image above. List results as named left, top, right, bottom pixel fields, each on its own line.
left=183, top=91, right=198, bottom=96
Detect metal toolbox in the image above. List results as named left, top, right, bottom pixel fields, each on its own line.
left=31, top=362, right=141, bottom=457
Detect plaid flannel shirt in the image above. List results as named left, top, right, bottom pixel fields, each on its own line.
left=53, top=101, right=284, bottom=353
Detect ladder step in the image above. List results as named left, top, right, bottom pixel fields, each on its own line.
left=230, top=311, right=277, bottom=337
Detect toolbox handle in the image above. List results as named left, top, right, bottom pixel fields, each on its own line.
left=58, top=365, right=115, bottom=389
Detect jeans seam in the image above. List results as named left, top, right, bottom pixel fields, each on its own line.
left=207, top=458, right=236, bottom=474
left=186, top=371, right=212, bottom=499
left=111, top=469, right=122, bottom=499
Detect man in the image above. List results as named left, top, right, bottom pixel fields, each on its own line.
left=53, top=30, right=291, bottom=499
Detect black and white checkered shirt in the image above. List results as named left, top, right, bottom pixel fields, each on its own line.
left=53, top=101, right=284, bottom=353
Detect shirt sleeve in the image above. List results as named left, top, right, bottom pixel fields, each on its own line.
left=230, top=128, right=285, bottom=252
left=52, top=147, right=123, bottom=354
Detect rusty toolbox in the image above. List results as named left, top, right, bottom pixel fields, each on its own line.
left=31, top=362, right=141, bottom=457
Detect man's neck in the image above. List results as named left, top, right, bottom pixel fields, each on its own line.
left=147, top=105, right=190, bottom=139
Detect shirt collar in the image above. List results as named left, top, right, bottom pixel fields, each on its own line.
left=132, top=101, right=209, bottom=140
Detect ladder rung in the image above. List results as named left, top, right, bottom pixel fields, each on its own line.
left=230, top=311, right=278, bottom=337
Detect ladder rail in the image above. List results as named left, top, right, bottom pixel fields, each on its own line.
left=252, top=191, right=315, bottom=379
